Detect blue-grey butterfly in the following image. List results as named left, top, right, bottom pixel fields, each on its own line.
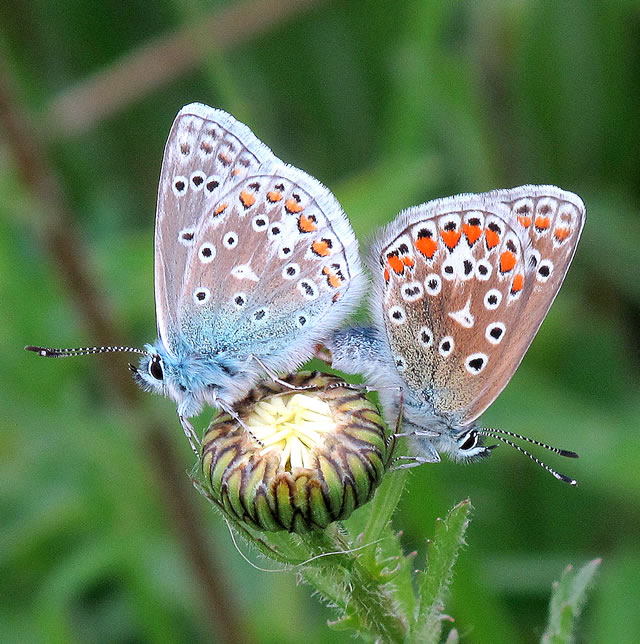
left=27, top=103, right=365, bottom=452
left=327, top=186, right=585, bottom=484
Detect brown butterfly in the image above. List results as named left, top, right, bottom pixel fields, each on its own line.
left=328, top=185, right=585, bottom=484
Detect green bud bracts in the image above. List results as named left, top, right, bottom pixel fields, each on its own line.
left=201, top=372, right=391, bottom=532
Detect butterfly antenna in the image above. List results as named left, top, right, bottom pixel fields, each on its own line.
left=479, top=430, right=577, bottom=486
left=25, top=344, right=147, bottom=358
left=481, top=427, right=578, bottom=458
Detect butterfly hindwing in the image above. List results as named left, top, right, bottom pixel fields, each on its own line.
left=178, top=164, right=364, bottom=373
left=370, top=186, right=585, bottom=424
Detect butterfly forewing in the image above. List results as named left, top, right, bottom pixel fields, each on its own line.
left=155, top=104, right=278, bottom=353
left=177, top=164, right=362, bottom=370
left=372, top=186, right=585, bottom=425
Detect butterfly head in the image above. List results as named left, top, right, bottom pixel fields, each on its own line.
left=130, top=347, right=169, bottom=395
left=426, top=424, right=497, bottom=463
left=130, top=341, right=243, bottom=417
left=452, top=427, right=497, bottom=462
left=408, top=420, right=577, bottom=484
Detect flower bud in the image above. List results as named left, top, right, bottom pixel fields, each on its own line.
left=201, top=372, right=391, bottom=533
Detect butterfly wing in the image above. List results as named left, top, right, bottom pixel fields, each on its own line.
left=155, top=104, right=364, bottom=391
left=178, top=163, right=364, bottom=374
left=155, top=104, right=278, bottom=354
left=370, top=185, right=585, bottom=425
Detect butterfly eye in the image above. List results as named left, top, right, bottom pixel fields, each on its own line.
left=149, top=356, right=164, bottom=381
left=458, top=430, right=479, bottom=452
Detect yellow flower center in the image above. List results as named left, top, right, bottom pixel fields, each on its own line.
left=246, top=392, right=337, bottom=470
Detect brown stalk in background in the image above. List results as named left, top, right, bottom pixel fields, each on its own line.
left=47, top=0, right=326, bottom=137
left=0, top=57, right=256, bottom=644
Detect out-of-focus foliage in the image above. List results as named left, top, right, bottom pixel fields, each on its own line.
left=1, top=1, right=638, bottom=642
left=542, top=558, right=601, bottom=644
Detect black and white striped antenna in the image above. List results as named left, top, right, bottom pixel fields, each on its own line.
left=479, top=427, right=579, bottom=486
left=25, top=344, right=147, bottom=358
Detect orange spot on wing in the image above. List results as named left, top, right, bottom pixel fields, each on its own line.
left=384, top=267, right=390, bottom=282
left=415, top=236, right=438, bottom=258
left=485, top=228, right=500, bottom=249
left=463, top=224, right=482, bottom=246
left=285, top=198, right=304, bottom=214
left=554, top=227, right=571, bottom=242
left=298, top=214, right=317, bottom=233
left=232, top=168, right=242, bottom=176
left=517, top=215, right=532, bottom=228
left=267, top=191, right=282, bottom=202
left=239, top=190, right=256, bottom=208
left=500, top=250, right=517, bottom=273
left=440, top=229, right=461, bottom=250
left=312, top=240, right=331, bottom=256
left=214, top=202, right=228, bottom=216
left=322, top=266, right=343, bottom=288
left=511, top=273, right=524, bottom=293
left=402, top=256, right=415, bottom=268
left=387, top=255, right=404, bottom=275
left=535, top=216, right=551, bottom=230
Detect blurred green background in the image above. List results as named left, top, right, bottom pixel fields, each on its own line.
left=1, top=1, right=639, bottom=642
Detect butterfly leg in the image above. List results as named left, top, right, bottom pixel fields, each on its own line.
left=252, top=353, right=378, bottom=396
left=322, top=381, right=378, bottom=397
left=394, top=429, right=440, bottom=438
left=381, top=386, right=405, bottom=456
left=178, top=414, right=201, bottom=457
left=215, top=398, right=264, bottom=448
left=378, top=385, right=404, bottom=435
left=250, top=355, right=318, bottom=392
left=390, top=455, right=440, bottom=470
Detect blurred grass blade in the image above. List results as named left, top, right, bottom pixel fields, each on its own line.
left=541, top=558, right=601, bottom=644
left=336, top=152, right=442, bottom=238
left=413, top=500, right=472, bottom=642
left=444, top=628, right=460, bottom=643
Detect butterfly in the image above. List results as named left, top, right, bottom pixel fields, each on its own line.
left=27, top=103, right=365, bottom=452
left=326, top=186, right=585, bottom=484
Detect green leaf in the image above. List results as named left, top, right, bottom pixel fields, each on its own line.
left=412, top=500, right=473, bottom=643
left=327, top=613, right=359, bottom=632
left=358, top=468, right=408, bottom=564
left=541, top=558, right=602, bottom=644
